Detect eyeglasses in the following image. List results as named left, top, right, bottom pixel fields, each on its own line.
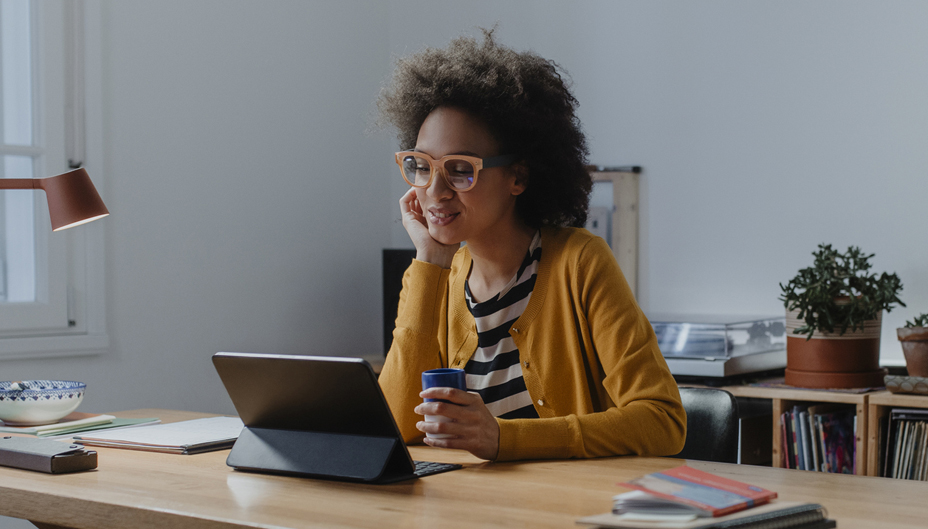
left=395, top=151, right=518, bottom=192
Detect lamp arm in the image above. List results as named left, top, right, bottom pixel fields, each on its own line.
left=0, top=179, right=41, bottom=190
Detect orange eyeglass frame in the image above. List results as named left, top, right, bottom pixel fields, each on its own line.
left=394, top=151, right=518, bottom=192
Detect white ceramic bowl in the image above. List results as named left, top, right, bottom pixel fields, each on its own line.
left=0, top=380, right=86, bottom=426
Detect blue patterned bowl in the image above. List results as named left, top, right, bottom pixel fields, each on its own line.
left=0, top=380, right=86, bottom=426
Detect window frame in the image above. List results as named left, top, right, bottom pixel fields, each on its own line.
left=0, top=0, right=107, bottom=359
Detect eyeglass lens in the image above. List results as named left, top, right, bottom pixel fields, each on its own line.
left=401, top=154, right=475, bottom=190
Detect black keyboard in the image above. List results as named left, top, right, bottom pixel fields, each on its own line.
left=413, top=460, right=461, bottom=477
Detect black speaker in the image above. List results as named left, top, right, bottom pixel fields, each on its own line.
left=382, top=249, right=417, bottom=356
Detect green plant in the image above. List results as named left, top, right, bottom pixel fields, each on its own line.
left=779, top=244, right=905, bottom=340
left=905, top=313, right=928, bottom=328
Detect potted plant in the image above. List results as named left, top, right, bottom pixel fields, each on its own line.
left=898, top=313, right=928, bottom=378
left=779, top=244, right=905, bottom=388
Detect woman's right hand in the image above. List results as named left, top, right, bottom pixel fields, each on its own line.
left=399, top=188, right=458, bottom=268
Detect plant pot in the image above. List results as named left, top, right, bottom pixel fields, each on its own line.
left=897, top=327, right=928, bottom=378
left=784, top=309, right=886, bottom=388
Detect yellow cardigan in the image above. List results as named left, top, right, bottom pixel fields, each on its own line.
left=379, top=226, right=686, bottom=461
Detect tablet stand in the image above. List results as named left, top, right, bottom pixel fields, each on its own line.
left=226, top=427, right=415, bottom=483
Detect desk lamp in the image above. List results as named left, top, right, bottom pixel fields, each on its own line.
left=0, top=168, right=109, bottom=230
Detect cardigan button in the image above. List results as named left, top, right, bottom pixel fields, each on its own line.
left=537, top=399, right=545, bottom=407
left=523, top=361, right=530, bottom=368
left=512, top=328, right=519, bottom=334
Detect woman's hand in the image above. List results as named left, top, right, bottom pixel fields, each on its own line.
left=414, top=387, right=500, bottom=461
left=399, top=188, right=458, bottom=268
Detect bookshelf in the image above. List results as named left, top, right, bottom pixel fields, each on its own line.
left=719, top=384, right=870, bottom=475
left=867, top=391, right=928, bottom=477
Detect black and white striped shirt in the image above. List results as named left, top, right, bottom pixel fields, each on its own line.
left=463, top=232, right=541, bottom=420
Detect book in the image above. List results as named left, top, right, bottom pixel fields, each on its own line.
left=818, top=409, right=855, bottom=474
left=815, top=415, right=828, bottom=472
left=798, top=410, right=812, bottom=471
left=807, top=411, right=820, bottom=472
left=73, top=416, right=243, bottom=455
left=791, top=407, right=804, bottom=470
left=779, top=413, right=791, bottom=469
left=617, top=465, right=777, bottom=518
left=577, top=501, right=835, bottom=529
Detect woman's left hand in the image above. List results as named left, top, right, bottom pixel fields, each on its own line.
left=414, top=388, right=500, bottom=461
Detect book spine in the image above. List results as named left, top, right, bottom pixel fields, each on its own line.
left=853, top=414, right=858, bottom=475
left=893, top=420, right=907, bottom=479
left=792, top=407, right=805, bottom=470
left=711, top=498, right=773, bottom=518
left=921, top=425, right=928, bottom=481
left=814, top=414, right=826, bottom=472
left=799, top=411, right=812, bottom=472
left=913, top=422, right=925, bottom=480
left=808, top=411, right=820, bottom=472
left=780, top=413, right=790, bottom=469
left=880, top=414, right=892, bottom=477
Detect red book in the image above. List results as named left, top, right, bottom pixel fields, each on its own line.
left=618, top=465, right=777, bottom=517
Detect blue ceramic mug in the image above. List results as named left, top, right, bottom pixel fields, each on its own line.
left=421, top=368, right=466, bottom=439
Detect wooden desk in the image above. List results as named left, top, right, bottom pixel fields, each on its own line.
left=1, top=409, right=926, bottom=529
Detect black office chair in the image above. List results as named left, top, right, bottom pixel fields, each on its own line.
left=674, top=387, right=740, bottom=463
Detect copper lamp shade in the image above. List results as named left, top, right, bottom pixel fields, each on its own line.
left=0, top=168, right=109, bottom=231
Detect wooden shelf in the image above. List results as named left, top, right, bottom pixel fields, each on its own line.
left=714, top=384, right=871, bottom=475
left=866, top=390, right=928, bottom=477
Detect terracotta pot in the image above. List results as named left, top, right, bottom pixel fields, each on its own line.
left=897, top=327, right=928, bottom=378
left=784, top=309, right=885, bottom=388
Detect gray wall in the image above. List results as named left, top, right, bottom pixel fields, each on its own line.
left=1, top=0, right=394, bottom=422
left=386, top=0, right=928, bottom=362
left=2, top=2, right=926, bottom=526
left=1, top=0, right=924, bottom=416
left=2, top=4, right=927, bottom=518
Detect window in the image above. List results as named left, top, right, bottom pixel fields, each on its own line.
left=0, top=0, right=107, bottom=358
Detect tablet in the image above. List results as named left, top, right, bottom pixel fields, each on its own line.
left=212, top=352, right=460, bottom=483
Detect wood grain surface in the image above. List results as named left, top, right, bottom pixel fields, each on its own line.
left=1, top=409, right=926, bottom=528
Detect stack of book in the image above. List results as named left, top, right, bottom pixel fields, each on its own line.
left=879, top=407, right=928, bottom=480
left=780, top=403, right=855, bottom=473
left=576, top=465, right=836, bottom=529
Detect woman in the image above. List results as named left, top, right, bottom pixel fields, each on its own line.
left=377, top=31, right=685, bottom=462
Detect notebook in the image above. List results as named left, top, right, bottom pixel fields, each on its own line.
left=211, top=352, right=461, bottom=483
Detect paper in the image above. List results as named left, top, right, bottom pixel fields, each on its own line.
left=73, top=416, right=244, bottom=454
left=42, top=417, right=161, bottom=439
left=0, top=413, right=115, bottom=435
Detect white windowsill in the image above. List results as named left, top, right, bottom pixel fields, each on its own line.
left=0, top=333, right=108, bottom=360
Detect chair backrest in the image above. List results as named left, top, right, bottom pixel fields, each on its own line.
left=674, top=387, right=739, bottom=463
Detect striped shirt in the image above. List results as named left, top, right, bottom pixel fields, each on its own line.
left=463, top=232, right=541, bottom=420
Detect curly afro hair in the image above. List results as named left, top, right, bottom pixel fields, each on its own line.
left=377, top=29, right=591, bottom=228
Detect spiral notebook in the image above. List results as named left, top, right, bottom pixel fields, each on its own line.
left=576, top=501, right=835, bottom=529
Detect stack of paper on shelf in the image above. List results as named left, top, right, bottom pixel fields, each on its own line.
left=73, top=416, right=244, bottom=455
